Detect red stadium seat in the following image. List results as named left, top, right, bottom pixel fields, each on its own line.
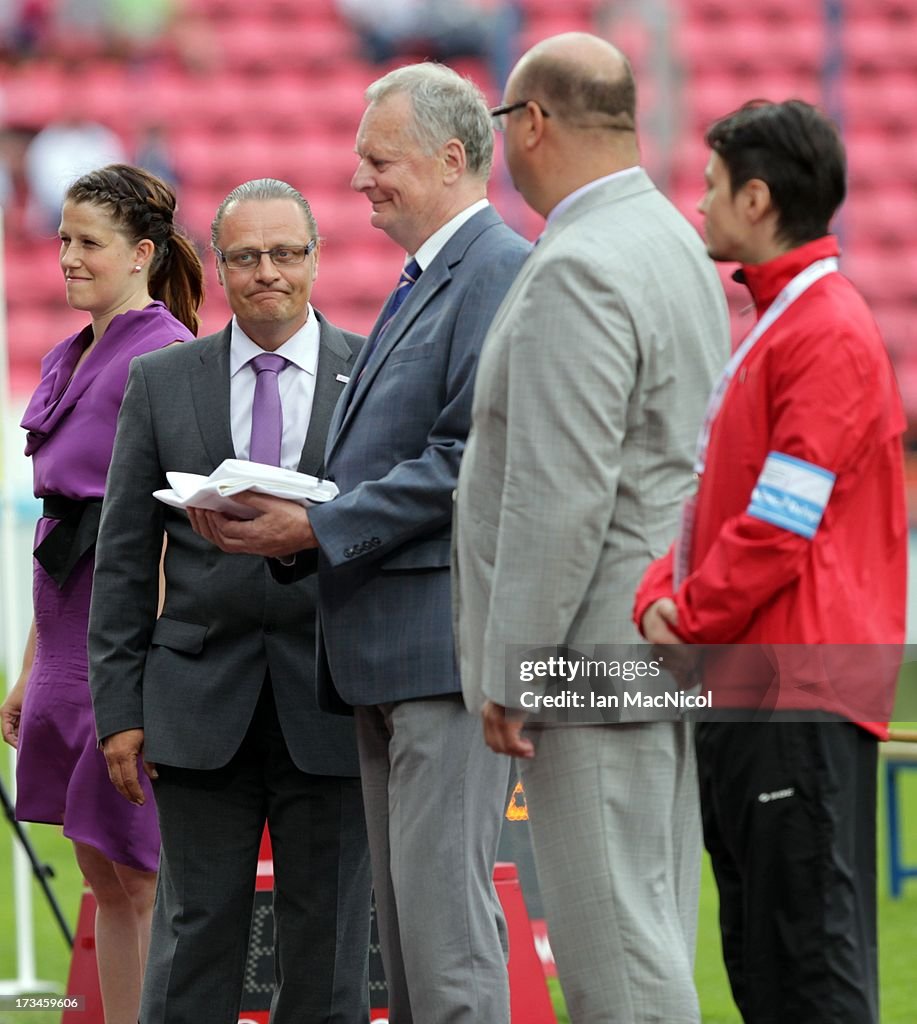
left=870, top=302, right=917, bottom=361
left=841, top=70, right=917, bottom=130
left=4, top=240, right=64, bottom=306
left=842, top=244, right=917, bottom=306
left=8, top=307, right=86, bottom=367
left=844, top=15, right=917, bottom=71
left=844, top=186, right=917, bottom=246
left=1, top=61, right=66, bottom=130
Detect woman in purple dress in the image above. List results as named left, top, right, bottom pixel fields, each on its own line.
left=0, top=165, right=203, bottom=1024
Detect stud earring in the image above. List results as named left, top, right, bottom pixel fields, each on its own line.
left=134, top=265, right=142, bottom=273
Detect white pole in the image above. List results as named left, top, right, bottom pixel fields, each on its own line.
left=0, top=207, right=57, bottom=995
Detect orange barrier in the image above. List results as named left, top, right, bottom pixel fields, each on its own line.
left=64, top=847, right=556, bottom=1024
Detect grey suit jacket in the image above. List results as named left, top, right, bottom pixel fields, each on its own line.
left=88, top=314, right=363, bottom=774
left=454, top=170, right=730, bottom=712
left=299, top=206, right=531, bottom=709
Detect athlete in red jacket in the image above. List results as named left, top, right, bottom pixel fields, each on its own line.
left=635, top=101, right=907, bottom=1024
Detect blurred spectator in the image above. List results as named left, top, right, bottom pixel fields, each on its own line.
left=169, top=6, right=220, bottom=75
left=1, top=0, right=54, bottom=57
left=135, top=122, right=178, bottom=188
left=336, top=0, right=519, bottom=87
left=24, top=107, right=126, bottom=232
left=109, top=0, right=174, bottom=62
left=52, top=0, right=111, bottom=54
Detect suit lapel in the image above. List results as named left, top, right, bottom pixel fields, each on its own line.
left=189, top=325, right=236, bottom=467
left=298, top=313, right=356, bottom=476
left=335, top=255, right=450, bottom=431
left=327, top=206, right=502, bottom=462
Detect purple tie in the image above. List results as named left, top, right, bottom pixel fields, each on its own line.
left=249, top=353, right=288, bottom=465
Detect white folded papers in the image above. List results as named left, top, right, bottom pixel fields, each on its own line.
left=153, top=459, right=338, bottom=520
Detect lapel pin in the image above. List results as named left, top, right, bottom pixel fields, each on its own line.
left=335, top=374, right=350, bottom=384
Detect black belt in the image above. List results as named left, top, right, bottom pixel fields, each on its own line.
left=34, top=495, right=103, bottom=588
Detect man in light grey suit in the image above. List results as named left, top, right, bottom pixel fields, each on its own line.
left=191, top=66, right=530, bottom=1024
left=88, top=180, right=371, bottom=1024
left=454, top=35, right=730, bottom=1024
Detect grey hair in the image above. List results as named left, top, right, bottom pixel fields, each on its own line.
left=365, top=63, right=494, bottom=179
left=211, top=178, right=318, bottom=248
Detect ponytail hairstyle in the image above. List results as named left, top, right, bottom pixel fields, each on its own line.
left=65, top=164, right=204, bottom=335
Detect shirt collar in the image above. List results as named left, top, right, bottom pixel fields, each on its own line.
left=546, top=166, right=644, bottom=226
left=411, top=198, right=490, bottom=272
left=229, top=304, right=320, bottom=377
left=737, top=236, right=841, bottom=316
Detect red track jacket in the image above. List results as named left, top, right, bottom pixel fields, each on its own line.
left=634, top=237, right=908, bottom=736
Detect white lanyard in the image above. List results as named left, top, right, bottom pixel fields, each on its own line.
left=693, top=257, right=839, bottom=474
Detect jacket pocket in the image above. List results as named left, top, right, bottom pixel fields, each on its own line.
left=150, top=617, right=208, bottom=654
left=386, top=343, right=437, bottom=366
left=379, top=538, right=451, bottom=571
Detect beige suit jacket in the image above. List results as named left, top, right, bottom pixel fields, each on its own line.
left=454, top=169, right=730, bottom=711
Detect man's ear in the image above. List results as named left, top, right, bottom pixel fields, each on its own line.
left=740, top=178, right=774, bottom=226
left=522, top=100, right=549, bottom=153
left=441, top=138, right=467, bottom=184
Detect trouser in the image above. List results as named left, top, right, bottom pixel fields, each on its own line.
left=142, top=682, right=372, bottom=1024
left=696, top=716, right=878, bottom=1024
left=354, top=695, right=511, bottom=1024
left=520, top=720, right=702, bottom=1024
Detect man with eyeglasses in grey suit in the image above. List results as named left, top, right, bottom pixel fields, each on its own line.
left=89, top=180, right=372, bottom=1024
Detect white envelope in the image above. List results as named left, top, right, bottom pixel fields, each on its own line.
left=153, top=459, right=338, bottom=519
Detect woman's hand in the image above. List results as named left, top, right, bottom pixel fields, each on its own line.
left=1, top=674, right=28, bottom=748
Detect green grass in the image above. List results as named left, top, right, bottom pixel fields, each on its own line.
left=0, top=809, right=82, bottom=1024
left=2, top=757, right=916, bottom=1024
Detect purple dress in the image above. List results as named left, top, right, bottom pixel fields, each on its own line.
left=16, top=302, right=193, bottom=873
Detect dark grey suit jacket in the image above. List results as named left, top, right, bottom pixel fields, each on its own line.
left=297, top=207, right=531, bottom=709
left=88, top=314, right=363, bottom=774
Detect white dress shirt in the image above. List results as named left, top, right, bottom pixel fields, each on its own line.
left=545, top=165, right=644, bottom=227
left=411, top=198, right=490, bottom=270
left=228, top=307, right=320, bottom=470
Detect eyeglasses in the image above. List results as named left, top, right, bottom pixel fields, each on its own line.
left=215, top=239, right=317, bottom=270
left=489, top=100, right=551, bottom=132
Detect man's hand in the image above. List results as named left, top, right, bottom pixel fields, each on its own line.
left=481, top=700, right=534, bottom=759
left=187, top=493, right=317, bottom=557
left=101, top=729, right=158, bottom=805
left=641, top=598, right=704, bottom=688
left=641, top=598, right=683, bottom=645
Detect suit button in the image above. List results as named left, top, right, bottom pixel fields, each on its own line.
left=344, top=547, right=354, bottom=558
left=371, top=537, right=381, bottom=547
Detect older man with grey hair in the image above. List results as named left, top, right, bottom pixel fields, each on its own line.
left=90, top=179, right=372, bottom=1024
left=190, top=65, right=531, bottom=1023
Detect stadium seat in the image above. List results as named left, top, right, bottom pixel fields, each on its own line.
left=1, top=61, right=66, bottom=130
left=844, top=16, right=917, bottom=71
left=871, top=303, right=917, bottom=361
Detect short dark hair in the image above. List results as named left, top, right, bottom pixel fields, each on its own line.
left=705, top=100, right=846, bottom=247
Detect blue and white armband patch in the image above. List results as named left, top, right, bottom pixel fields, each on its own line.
left=746, top=452, right=835, bottom=539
